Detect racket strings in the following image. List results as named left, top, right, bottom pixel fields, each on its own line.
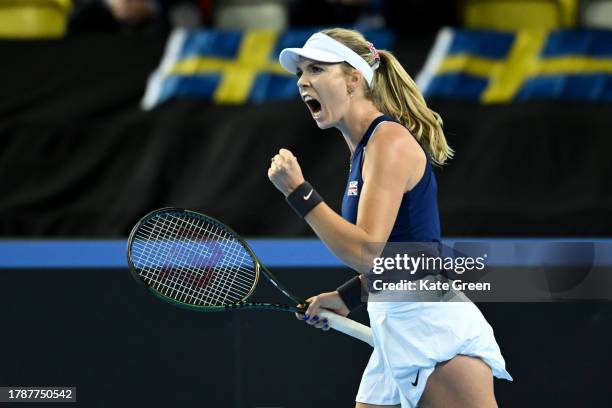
left=193, top=220, right=256, bottom=305
left=145, top=215, right=256, bottom=305
left=133, top=219, right=217, bottom=304
left=134, top=218, right=246, bottom=305
left=130, top=212, right=258, bottom=306
left=159, top=216, right=250, bottom=305
left=134, top=215, right=254, bottom=305
left=135, top=216, right=220, bottom=304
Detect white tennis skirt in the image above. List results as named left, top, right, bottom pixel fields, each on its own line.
left=356, top=289, right=512, bottom=407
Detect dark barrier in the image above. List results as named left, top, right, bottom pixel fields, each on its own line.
left=0, top=267, right=611, bottom=407
left=1, top=33, right=611, bottom=237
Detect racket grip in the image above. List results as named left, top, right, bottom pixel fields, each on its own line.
left=319, top=310, right=374, bottom=347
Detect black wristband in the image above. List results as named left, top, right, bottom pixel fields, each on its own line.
left=285, top=181, right=323, bottom=218
left=336, top=275, right=364, bottom=312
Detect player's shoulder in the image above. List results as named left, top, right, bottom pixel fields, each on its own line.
left=369, top=120, right=425, bottom=164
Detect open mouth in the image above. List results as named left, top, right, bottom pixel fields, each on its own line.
left=303, top=96, right=322, bottom=118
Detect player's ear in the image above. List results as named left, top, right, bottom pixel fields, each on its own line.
left=347, top=68, right=362, bottom=92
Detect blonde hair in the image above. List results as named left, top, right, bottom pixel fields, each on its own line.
left=321, top=28, right=453, bottom=165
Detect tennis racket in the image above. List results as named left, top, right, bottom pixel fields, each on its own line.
left=126, top=208, right=373, bottom=347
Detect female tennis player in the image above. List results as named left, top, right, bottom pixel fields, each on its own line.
left=268, top=28, right=512, bottom=408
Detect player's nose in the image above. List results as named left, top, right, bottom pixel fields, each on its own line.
left=297, top=73, right=310, bottom=89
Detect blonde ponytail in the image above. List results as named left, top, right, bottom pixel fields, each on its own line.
left=321, top=28, right=453, bottom=165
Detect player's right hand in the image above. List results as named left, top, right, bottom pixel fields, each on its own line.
left=295, top=291, right=350, bottom=331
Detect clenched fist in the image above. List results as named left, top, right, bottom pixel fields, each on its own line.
left=268, top=148, right=306, bottom=197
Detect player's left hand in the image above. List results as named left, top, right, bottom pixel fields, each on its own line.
left=268, top=148, right=305, bottom=197
left=295, top=291, right=350, bottom=332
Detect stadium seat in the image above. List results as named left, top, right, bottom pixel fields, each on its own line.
left=0, top=0, right=71, bottom=38
left=460, top=0, right=577, bottom=30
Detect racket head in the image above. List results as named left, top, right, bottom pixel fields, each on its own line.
left=127, top=208, right=260, bottom=312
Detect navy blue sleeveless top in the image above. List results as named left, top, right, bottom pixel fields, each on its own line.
left=340, top=115, right=441, bottom=243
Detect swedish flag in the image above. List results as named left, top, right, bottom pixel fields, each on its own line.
left=142, top=28, right=394, bottom=109
left=417, top=28, right=612, bottom=103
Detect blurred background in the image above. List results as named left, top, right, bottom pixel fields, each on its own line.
left=0, top=0, right=611, bottom=407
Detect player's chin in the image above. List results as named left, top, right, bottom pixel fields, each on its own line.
left=313, top=116, right=333, bottom=130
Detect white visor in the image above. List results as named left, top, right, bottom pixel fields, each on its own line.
left=279, top=33, right=375, bottom=86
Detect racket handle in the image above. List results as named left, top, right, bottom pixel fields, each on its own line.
left=319, top=310, right=374, bottom=347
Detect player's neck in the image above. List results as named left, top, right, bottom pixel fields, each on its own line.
left=337, top=100, right=383, bottom=155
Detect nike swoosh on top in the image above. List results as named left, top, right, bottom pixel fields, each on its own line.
left=303, top=189, right=313, bottom=200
